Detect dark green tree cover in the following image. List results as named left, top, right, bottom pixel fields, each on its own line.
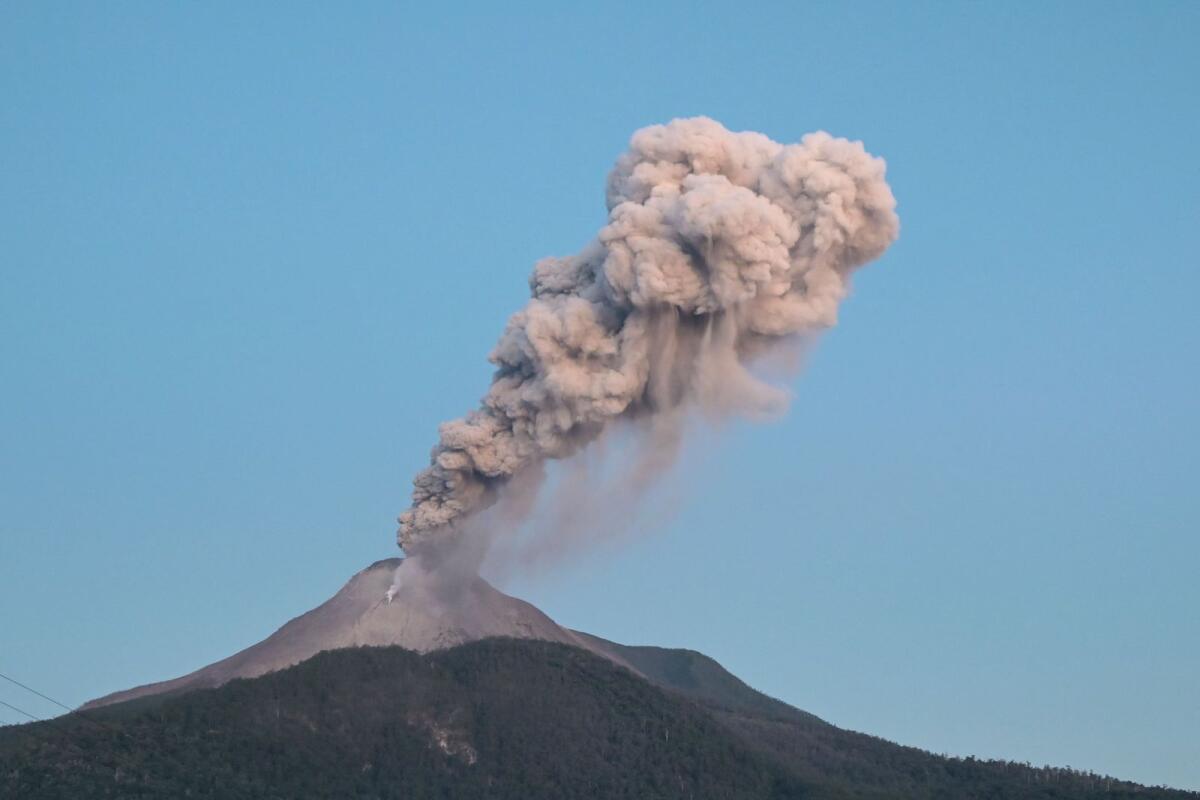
left=0, top=640, right=806, bottom=799
left=1, top=639, right=1194, bottom=800
left=579, top=637, right=1195, bottom=800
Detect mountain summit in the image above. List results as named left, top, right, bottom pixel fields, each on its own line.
left=84, top=558, right=620, bottom=710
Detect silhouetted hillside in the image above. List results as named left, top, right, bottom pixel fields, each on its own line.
left=0, top=640, right=807, bottom=799
left=573, top=634, right=1195, bottom=800
left=574, top=631, right=822, bottom=722
left=1, top=639, right=1193, bottom=799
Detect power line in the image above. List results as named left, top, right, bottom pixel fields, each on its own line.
left=0, top=697, right=88, bottom=748
left=0, top=669, right=123, bottom=736
left=0, top=690, right=159, bottom=787
left=0, top=675, right=123, bottom=763
left=0, top=698, right=67, bottom=751
left=0, top=698, right=43, bottom=724
left=0, top=672, right=76, bottom=715
left=0, top=701, right=28, bottom=726
left=0, top=669, right=184, bottom=788
left=0, top=694, right=136, bottom=784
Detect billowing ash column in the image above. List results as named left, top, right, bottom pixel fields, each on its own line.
left=398, top=117, right=899, bottom=556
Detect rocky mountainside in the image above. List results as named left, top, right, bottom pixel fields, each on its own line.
left=84, top=558, right=631, bottom=710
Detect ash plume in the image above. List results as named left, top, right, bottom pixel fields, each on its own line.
left=398, top=117, right=898, bottom=558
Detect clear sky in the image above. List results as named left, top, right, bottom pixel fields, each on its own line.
left=2, top=1, right=1198, bottom=790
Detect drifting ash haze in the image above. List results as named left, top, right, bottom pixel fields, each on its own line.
left=398, top=116, right=899, bottom=569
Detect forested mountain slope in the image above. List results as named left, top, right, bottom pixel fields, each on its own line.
left=1, top=639, right=1193, bottom=799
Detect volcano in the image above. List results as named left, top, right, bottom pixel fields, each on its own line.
left=82, top=559, right=632, bottom=710
left=6, top=560, right=1193, bottom=798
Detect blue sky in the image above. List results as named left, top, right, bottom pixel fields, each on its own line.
left=2, top=1, right=1198, bottom=789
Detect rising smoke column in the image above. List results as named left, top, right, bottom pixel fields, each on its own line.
left=398, top=117, right=898, bottom=554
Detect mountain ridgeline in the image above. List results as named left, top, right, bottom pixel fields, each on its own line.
left=2, top=638, right=1193, bottom=800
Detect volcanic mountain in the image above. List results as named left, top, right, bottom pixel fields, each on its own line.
left=5, top=560, right=1195, bottom=799
left=83, top=558, right=631, bottom=710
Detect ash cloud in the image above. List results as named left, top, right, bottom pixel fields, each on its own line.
left=398, top=117, right=898, bottom=558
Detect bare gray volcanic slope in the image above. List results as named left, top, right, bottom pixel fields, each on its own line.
left=83, top=558, right=622, bottom=710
